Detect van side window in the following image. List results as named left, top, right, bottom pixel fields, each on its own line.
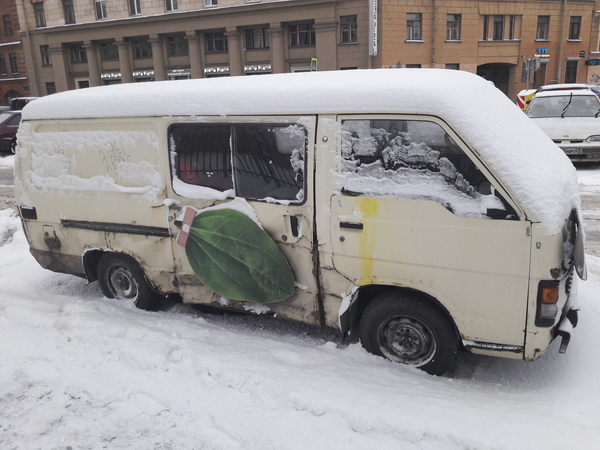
left=171, top=124, right=233, bottom=191
left=170, top=123, right=306, bottom=202
left=340, top=119, right=516, bottom=219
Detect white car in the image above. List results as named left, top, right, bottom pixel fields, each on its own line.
left=526, top=87, right=600, bottom=163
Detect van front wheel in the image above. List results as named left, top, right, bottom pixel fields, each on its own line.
left=97, top=253, right=162, bottom=311
left=359, top=291, right=458, bottom=376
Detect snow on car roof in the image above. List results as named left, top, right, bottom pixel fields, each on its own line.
left=21, top=68, right=580, bottom=232
left=534, top=89, right=599, bottom=98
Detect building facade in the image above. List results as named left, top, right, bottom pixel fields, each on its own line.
left=17, top=0, right=371, bottom=96
left=13, top=0, right=600, bottom=101
left=377, top=0, right=600, bottom=98
left=0, top=0, right=30, bottom=106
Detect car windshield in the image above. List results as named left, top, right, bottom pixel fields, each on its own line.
left=527, top=94, right=600, bottom=118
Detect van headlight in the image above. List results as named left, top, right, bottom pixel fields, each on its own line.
left=585, top=135, right=600, bottom=143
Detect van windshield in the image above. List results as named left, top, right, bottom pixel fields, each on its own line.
left=527, top=94, right=600, bottom=118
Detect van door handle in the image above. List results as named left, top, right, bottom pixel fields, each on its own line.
left=290, top=215, right=300, bottom=237
left=340, top=221, right=364, bottom=230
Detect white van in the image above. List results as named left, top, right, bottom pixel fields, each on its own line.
left=14, top=69, right=586, bottom=375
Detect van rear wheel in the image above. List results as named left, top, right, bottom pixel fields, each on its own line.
left=97, top=253, right=162, bottom=311
left=359, top=291, right=458, bottom=376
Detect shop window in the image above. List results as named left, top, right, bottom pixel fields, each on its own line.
left=245, top=28, right=269, bottom=50
left=167, top=35, right=189, bottom=56
left=132, top=38, right=152, bottom=59
left=205, top=32, right=227, bottom=53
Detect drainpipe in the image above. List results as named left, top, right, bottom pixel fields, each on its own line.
left=432, top=0, right=438, bottom=65
left=556, top=0, right=568, bottom=83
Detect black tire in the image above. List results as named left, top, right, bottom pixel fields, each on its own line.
left=10, top=138, right=16, bottom=154
left=97, top=253, right=162, bottom=311
left=359, top=291, right=458, bottom=376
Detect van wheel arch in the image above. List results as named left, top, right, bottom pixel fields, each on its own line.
left=353, top=287, right=460, bottom=375
left=89, top=251, right=163, bottom=311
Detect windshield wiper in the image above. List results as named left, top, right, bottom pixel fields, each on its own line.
left=561, top=92, right=573, bottom=118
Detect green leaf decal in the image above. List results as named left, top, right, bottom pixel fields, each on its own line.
left=185, top=209, right=295, bottom=303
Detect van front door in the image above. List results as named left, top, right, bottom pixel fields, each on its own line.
left=166, top=117, right=321, bottom=325
left=326, top=116, right=532, bottom=351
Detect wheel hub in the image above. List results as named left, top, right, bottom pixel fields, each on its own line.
left=380, top=317, right=435, bottom=364
left=109, top=267, right=137, bottom=299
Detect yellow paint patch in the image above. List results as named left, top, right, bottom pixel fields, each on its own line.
left=358, top=197, right=378, bottom=283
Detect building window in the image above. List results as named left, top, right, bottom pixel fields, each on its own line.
left=493, top=15, right=505, bottom=40
left=289, top=23, right=315, bottom=47
left=445, top=63, right=459, bottom=70
left=33, top=3, right=46, bottom=28
left=167, top=35, right=189, bottom=56
left=63, top=0, right=75, bottom=24
left=70, top=45, right=87, bottom=63
left=569, top=16, right=581, bottom=40
left=407, top=13, right=422, bottom=40
left=537, top=16, right=550, bottom=40
left=100, top=41, right=119, bottom=61
left=483, top=15, right=517, bottom=40
left=46, top=82, right=56, bottom=95
left=508, top=15, right=516, bottom=40
left=405, top=64, right=422, bottom=68
left=166, top=0, right=178, bottom=11
left=205, top=32, right=227, bottom=53
left=40, top=45, right=51, bottom=66
left=0, top=55, right=7, bottom=74
left=132, top=38, right=152, bottom=59
left=129, top=0, right=141, bottom=16
left=9, top=53, right=18, bottom=73
left=95, top=0, right=107, bottom=20
left=565, top=60, right=578, bottom=83
left=3, top=15, right=12, bottom=36
left=245, top=27, right=269, bottom=50
left=205, top=0, right=218, bottom=7
left=446, top=14, right=461, bottom=40
left=340, top=15, right=358, bottom=43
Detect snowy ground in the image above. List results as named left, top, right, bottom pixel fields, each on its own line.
left=1, top=155, right=600, bottom=450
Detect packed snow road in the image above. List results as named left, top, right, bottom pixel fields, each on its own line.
left=1, top=156, right=600, bottom=449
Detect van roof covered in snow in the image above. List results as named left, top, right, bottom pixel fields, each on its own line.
left=20, top=69, right=579, bottom=233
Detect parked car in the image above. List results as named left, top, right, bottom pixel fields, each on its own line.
left=526, top=88, right=600, bottom=163
left=0, top=111, right=21, bottom=154
left=9, top=97, right=38, bottom=111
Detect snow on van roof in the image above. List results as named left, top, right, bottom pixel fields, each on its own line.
left=21, top=69, right=579, bottom=232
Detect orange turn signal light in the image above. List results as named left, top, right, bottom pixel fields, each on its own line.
left=541, top=286, right=559, bottom=304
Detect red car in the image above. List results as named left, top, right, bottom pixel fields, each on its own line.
left=0, top=111, right=21, bottom=154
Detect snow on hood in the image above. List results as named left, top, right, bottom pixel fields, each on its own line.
left=530, top=117, right=600, bottom=140
left=21, top=69, right=579, bottom=233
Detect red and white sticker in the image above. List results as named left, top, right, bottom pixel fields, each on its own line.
left=176, top=206, right=197, bottom=247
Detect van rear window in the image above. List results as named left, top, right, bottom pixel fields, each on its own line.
left=169, top=123, right=306, bottom=203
